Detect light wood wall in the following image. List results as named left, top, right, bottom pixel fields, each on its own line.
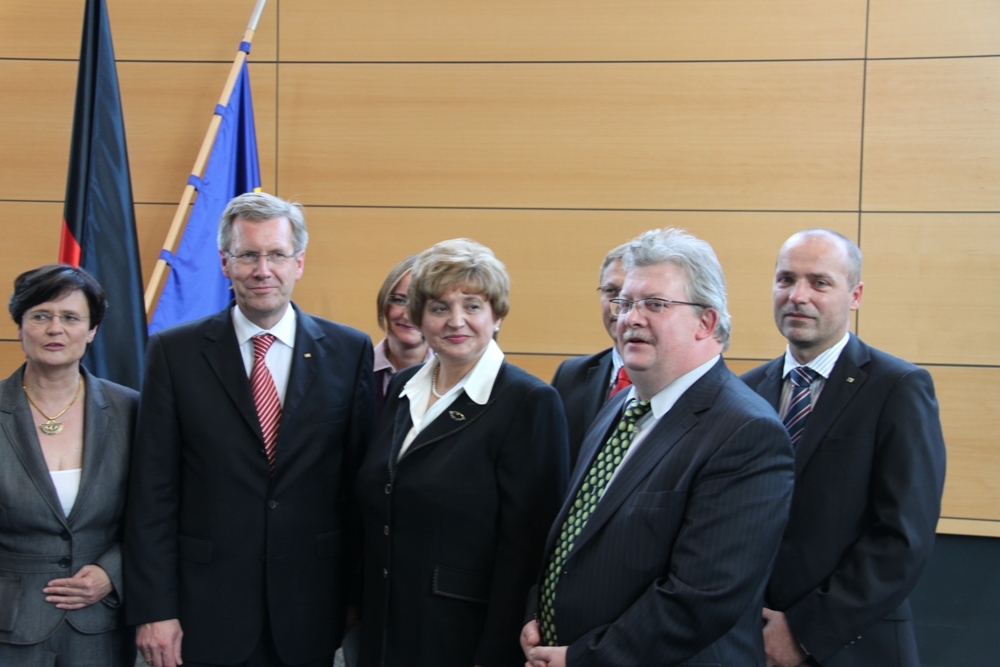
left=1, top=0, right=998, bottom=535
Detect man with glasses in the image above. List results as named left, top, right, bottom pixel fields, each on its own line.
left=551, top=243, right=629, bottom=466
left=741, top=229, right=945, bottom=667
left=523, top=228, right=794, bottom=667
left=124, top=192, right=374, bottom=667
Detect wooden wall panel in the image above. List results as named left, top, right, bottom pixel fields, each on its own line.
left=0, top=0, right=80, bottom=59
left=860, top=214, right=1000, bottom=366
left=135, top=203, right=183, bottom=287
left=277, top=62, right=864, bottom=211
left=862, top=57, right=1000, bottom=212
left=289, top=207, right=855, bottom=357
left=0, top=1, right=278, bottom=62
left=506, top=354, right=567, bottom=384
left=279, top=0, right=867, bottom=62
left=0, top=202, right=63, bottom=340
left=0, top=342, right=24, bottom=378
left=108, top=0, right=278, bottom=62
left=118, top=62, right=277, bottom=204
left=932, top=366, right=1000, bottom=522
left=868, top=0, right=1000, bottom=59
left=0, top=60, right=76, bottom=202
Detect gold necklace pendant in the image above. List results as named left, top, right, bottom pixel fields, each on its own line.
left=23, top=376, right=83, bottom=437
left=39, top=420, right=64, bottom=436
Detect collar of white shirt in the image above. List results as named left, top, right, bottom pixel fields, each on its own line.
left=232, top=304, right=297, bottom=349
left=625, top=354, right=721, bottom=421
left=781, top=331, right=850, bottom=381
left=401, top=338, right=504, bottom=408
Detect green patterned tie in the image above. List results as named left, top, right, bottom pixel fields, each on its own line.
left=538, top=398, right=652, bottom=645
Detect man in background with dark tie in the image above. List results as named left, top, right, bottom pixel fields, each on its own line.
left=124, top=192, right=374, bottom=667
left=551, top=243, right=631, bottom=467
left=741, top=229, right=946, bottom=667
left=523, top=228, right=794, bottom=666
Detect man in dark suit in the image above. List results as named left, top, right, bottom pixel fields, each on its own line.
left=550, top=243, right=629, bottom=466
left=523, top=228, right=794, bottom=666
left=124, top=193, right=374, bottom=667
left=741, top=229, right=946, bottom=667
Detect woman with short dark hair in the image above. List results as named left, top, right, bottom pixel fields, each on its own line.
left=0, top=264, right=137, bottom=665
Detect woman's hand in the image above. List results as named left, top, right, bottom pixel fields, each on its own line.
left=43, top=563, right=112, bottom=609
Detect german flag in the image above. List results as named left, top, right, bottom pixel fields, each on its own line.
left=59, top=0, right=145, bottom=390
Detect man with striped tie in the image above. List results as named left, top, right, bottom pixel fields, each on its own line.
left=124, top=193, right=374, bottom=667
left=741, top=229, right=946, bottom=667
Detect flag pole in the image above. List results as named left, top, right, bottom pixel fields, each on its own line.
left=144, top=0, right=269, bottom=317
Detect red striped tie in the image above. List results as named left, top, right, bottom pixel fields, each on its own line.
left=607, top=365, right=632, bottom=400
left=251, top=334, right=281, bottom=475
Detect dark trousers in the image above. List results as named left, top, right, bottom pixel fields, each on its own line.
left=182, top=617, right=332, bottom=667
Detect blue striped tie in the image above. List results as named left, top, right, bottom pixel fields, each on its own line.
left=783, top=367, right=818, bottom=447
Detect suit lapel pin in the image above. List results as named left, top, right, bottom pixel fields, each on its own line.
left=846, top=377, right=855, bottom=383
left=303, top=353, right=312, bottom=358
left=449, top=410, right=466, bottom=421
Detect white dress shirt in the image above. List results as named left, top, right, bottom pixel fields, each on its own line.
left=232, top=305, right=297, bottom=405
left=397, top=339, right=504, bottom=460
left=777, top=332, right=851, bottom=420
left=604, top=354, right=721, bottom=494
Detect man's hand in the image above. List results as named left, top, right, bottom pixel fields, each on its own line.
left=43, top=564, right=112, bottom=610
left=526, top=645, right=567, bottom=667
left=137, top=619, right=184, bottom=667
left=762, top=607, right=808, bottom=667
left=521, top=620, right=542, bottom=660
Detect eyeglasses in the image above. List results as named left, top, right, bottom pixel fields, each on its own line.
left=387, top=295, right=409, bottom=307
left=226, top=251, right=299, bottom=266
left=596, top=285, right=622, bottom=299
left=609, top=297, right=709, bottom=316
left=23, top=312, right=90, bottom=327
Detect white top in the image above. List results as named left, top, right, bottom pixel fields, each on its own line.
left=232, top=305, right=297, bottom=405
left=50, top=468, right=82, bottom=516
left=604, top=354, right=721, bottom=493
left=778, top=332, right=851, bottom=419
left=397, top=339, right=505, bottom=460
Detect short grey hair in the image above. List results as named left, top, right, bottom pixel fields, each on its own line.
left=622, top=228, right=731, bottom=349
left=217, top=192, right=309, bottom=253
left=788, top=229, right=862, bottom=288
left=598, top=243, right=630, bottom=284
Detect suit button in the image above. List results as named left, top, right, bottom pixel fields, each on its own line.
left=58, top=557, right=71, bottom=568
left=383, top=525, right=389, bottom=535
left=59, top=530, right=71, bottom=541
left=268, top=500, right=278, bottom=509
left=383, top=568, right=389, bottom=578
left=384, top=484, right=392, bottom=494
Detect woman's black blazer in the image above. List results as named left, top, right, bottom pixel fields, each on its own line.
left=358, top=361, right=569, bottom=667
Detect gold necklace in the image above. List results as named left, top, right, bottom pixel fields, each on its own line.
left=23, top=376, right=83, bottom=436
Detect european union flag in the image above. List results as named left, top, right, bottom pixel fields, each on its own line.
left=149, top=60, right=260, bottom=335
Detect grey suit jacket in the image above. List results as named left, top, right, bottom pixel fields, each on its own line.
left=541, top=358, right=795, bottom=666
left=0, top=366, right=138, bottom=645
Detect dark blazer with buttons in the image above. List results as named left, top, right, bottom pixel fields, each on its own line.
left=538, top=358, right=794, bottom=666
left=741, top=334, right=946, bottom=666
left=0, top=366, right=137, bottom=646
left=551, top=347, right=613, bottom=468
left=123, top=303, right=374, bottom=665
left=358, top=361, right=569, bottom=667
